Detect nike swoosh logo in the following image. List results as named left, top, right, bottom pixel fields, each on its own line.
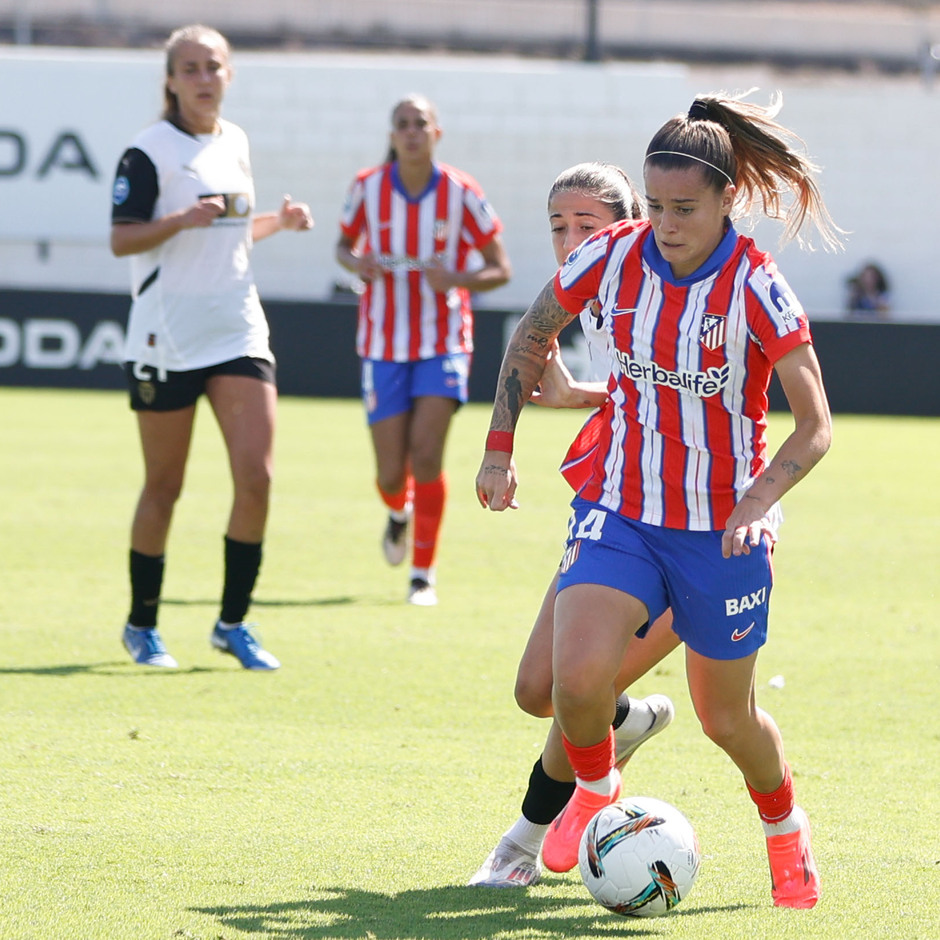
left=610, top=307, right=638, bottom=317
left=731, top=622, right=755, bottom=642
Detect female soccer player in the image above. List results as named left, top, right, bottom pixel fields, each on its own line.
left=336, top=94, right=511, bottom=606
left=470, top=163, right=680, bottom=889
left=111, top=24, right=313, bottom=670
left=476, top=94, right=841, bottom=908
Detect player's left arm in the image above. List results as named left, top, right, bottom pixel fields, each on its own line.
left=253, top=195, right=314, bottom=242
left=722, top=342, right=832, bottom=557
left=424, top=234, right=511, bottom=294
left=475, top=280, right=576, bottom=510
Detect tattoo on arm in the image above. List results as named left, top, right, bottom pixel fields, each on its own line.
left=781, top=459, right=802, bottom=480
left=489, top=280, right=574, bottom=430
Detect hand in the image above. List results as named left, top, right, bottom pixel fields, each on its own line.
left=356, top=252, right=384, bottom=281
left=277, top=194, right=314, bottom=232
left=424, top=257, right=456, bottom=294
left=721, top=497, right=778, bottom=558
left=530, top=340, right=575, bottom=408
left=182, top=196, right=226, bottom=228
left=475, top=451, right=519, bottom=511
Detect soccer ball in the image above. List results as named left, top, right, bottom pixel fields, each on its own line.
left=578, top=796, right=700, bottom=917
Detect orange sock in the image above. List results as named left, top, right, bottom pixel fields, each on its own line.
left=747, top=763, right=795, bottom=824
left=561, top=729, right=616, bottom=782
left=412, top=473, right=446, bottom=570
left=377, top=476, right=413, bottom=515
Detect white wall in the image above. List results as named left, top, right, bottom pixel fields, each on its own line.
left=1, top=46, right=937, bottom=320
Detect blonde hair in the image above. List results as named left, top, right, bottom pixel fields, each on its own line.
left=162, top=24, right=231, bottom=122
left=645, top=91, right=844, bottom=251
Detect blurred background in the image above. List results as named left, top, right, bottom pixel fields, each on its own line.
left=1, top=2, right=938, bottom=412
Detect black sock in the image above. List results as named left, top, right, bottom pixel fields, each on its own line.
left=612, top=693, right=630, bottom=730
left=220, top=536, right=262, bottom=624
left=520, top=757, right=577, bottom=825
left=128, top=549, right=164, bottom=628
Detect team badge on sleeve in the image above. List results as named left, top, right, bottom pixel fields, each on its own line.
left=112, top=175, right=130, bottom=205
left=699, top=313, right=727, bottom=351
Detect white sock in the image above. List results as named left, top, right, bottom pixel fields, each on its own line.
left=389, top=508, right=409, bottom=523
left=217, top=619, right=241, bottom=631
left=577, top=768, right=620, bottom=798
left=502, top=816, right=548, bottom=856
left=619, top=697, right=655, bottom=737
left=761, top=806, right=802, bottom=837
left=409, top=566, right=434, bottom=584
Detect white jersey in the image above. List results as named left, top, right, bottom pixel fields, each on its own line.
left=111, top=119, right=271, bottom=373
left=579, top=302, right=613, bottom=383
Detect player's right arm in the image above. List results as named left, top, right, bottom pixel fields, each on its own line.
left=110, top=147, right=223, bottom=257
left=475, top=279, right=576, bottom=511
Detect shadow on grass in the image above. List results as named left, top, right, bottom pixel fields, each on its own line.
left=193, top=885, right=751, bottom=938
left=0, top=662, right=227, bottom=677
left=161, top=596, right=391, bottom=608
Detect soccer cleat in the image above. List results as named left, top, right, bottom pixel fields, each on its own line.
left=211, top=622, right=281, bottom=670
left=382, top=515, right=409, bottom=566
left=122, top=624, right=178, bottom=668
left=614, top=693, right=675, bottom=770
left=542, top=770, right=622, bottom=873
left=767, top=806, right=820, bottom=908
left=468, top=837, right=542, bottom=888
left=407, top=578, right=438, bottom=606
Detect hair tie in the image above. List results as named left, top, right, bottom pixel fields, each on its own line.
left=688, top=99, right=710, bottom=121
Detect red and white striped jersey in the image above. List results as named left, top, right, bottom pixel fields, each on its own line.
left=554, top=219, right=812, bottom=531
left=340, top=161, right=503, bottom=362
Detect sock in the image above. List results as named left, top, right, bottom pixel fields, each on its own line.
left=128, top=549, right=164, bottom=628
left=377, top=478, right=413, bottom=518
left=520, top=757, right=576, bottom=825
left=409, top=566, right=435, bottom=585
left=616, top=696, right=655, bottom=737
left=562, top=729, right=617, bottom=795
left=412, top=474, right=446, bottom=570
left=612, top=694, right=630, bottom=730
left=501, top=816, right=550, bottom=857
left=748, top=763, right=798, bottom=835
left=219, top=536, right=262, bottom=625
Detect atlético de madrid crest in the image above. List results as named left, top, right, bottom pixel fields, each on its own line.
left=699, top=313, right=727, bottom=350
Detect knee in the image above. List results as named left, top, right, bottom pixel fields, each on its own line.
left=551, top=669, right=603, bottom=717
left=235, top=463, right=272, bottom=505
left=514, top=671, right=553, bottom=718
left=696, top=707, right=749, bottom=752
left=141, top=476, right=184, bottom=512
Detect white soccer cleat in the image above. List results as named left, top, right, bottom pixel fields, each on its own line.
left=468, top=838, right=542, bottom=888
left=614, top=693, right=675, bottom=769
left=407, top=578, right=438, bottom=606
left=382, top=515, right=409, bottom=566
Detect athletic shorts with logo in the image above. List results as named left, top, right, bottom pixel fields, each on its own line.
left=360, top=353, right=470, bottom=424
left=124, top=356, right=275, bottom=411
left=556, top=497, right=773, bottom=660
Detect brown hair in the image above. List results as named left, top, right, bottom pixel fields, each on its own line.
left=385, top=94, right=439, bottom=163
left=161, top=24, right=230, bottom=123
left=549, top=162, right=643, bottom=221
left=645, top=91, right=843, bottom=250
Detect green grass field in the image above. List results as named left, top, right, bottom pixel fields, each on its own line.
left=0, top=388, right=937, bottom=940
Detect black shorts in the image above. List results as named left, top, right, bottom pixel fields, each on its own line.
left=124, top=357, right=276, bottom=411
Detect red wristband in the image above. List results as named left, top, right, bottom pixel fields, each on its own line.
left=485, top=430, right=514, bottom=453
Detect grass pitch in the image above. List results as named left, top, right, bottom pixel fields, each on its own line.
left=0, top=388, right=937, bottom=939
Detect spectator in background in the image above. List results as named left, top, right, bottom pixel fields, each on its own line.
left=846, top=262, right=891, bottom=320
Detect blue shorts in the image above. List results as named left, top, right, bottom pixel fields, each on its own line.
left=361, top=353, right=470, bottom=424
left=556, top=497, right=774, bottom=660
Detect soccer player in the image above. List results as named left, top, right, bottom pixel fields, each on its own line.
left=476, top=94, right=841, bottom=908
left=336, top=95, right=511, bottom=605
left=470, top=163, right=680, bottom=888
left=111, top=24, right=313, bottom=670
